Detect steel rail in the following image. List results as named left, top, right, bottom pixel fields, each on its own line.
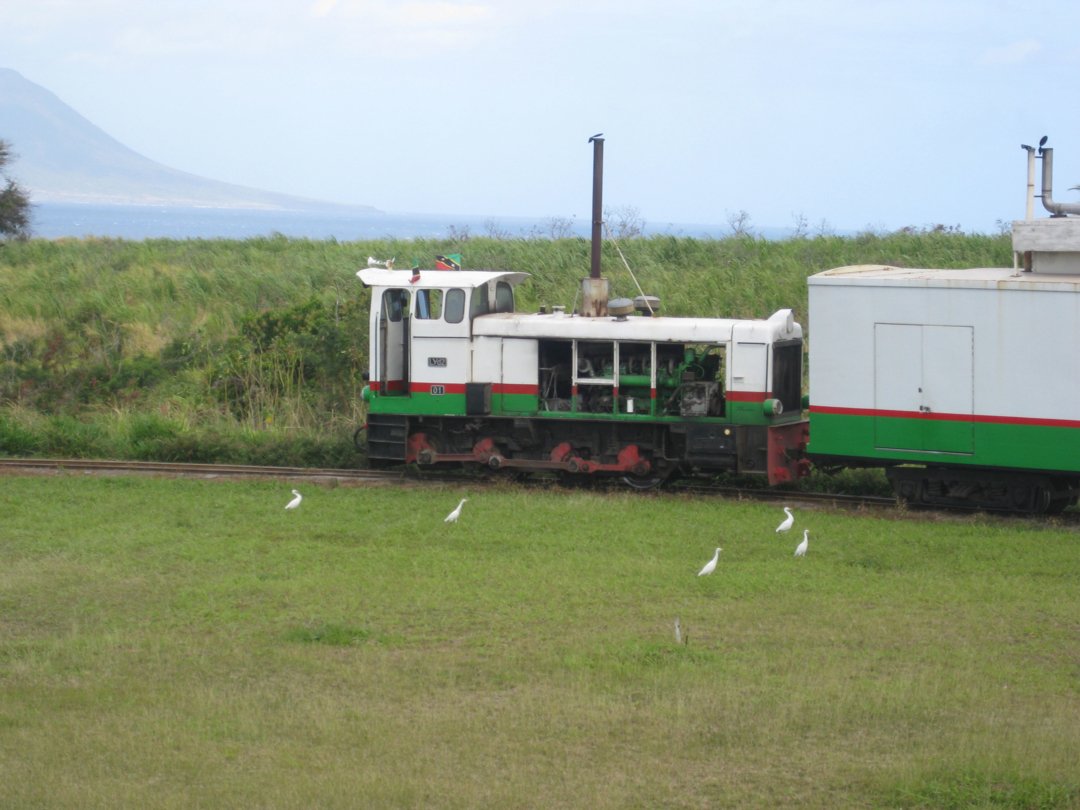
left=2, top=458, right=1073, bottom=523
left=0, top=457, right=403, bottom=483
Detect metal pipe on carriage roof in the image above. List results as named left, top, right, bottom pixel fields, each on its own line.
left=1039, top=144, right=1080, bottom=217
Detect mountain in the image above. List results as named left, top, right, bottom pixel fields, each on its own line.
left=0, top=68, right=377, bottom=213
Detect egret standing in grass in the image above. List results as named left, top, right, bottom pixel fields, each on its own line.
left=285, top=490, right=302, bottom=510
left=444, top=498, right=468, bottom=523
left=776, top=506, right=794, bottom=534
left=794, top=529, right=809, bottom=557
left=697, top=547, right=721, bottom=576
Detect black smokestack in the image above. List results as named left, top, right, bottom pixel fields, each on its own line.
left=589, top=133, right=604, bottom=280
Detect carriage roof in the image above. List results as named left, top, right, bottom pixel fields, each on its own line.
left=357, top=268, right=530, bottom=289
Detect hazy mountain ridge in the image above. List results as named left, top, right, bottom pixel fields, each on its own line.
left=0, top=68, right=377, bottom=213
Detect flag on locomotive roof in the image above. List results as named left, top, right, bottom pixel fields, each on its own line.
left=435, top=254, right=462, bottom=271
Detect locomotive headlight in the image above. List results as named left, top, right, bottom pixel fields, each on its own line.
left=763, top=398, right=784, bottom=417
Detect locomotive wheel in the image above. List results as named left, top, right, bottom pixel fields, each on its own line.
left=621, top=463, right=675, bottom=491
left=411, top=429, right=444, bottom=465
left=621, top=473, right=667, bottom=491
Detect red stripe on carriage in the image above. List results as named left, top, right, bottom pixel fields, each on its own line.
left=406, top=382, right=540, bottom=396
left=371, top=380, right=406, bottom=393
left=726, top=391, right=769, bottom=402
left=409, top=382, right=466, bottom=394
left=494, top=383, right=539, bottom=395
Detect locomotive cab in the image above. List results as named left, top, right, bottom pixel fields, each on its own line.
left=359, top=268, right=529, bottom=406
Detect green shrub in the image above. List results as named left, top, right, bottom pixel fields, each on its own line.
left=0, top=410, right=40, bottom=455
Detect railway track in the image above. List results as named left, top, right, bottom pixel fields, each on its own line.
left=0, top=457, right=404, bottom=484
left=2, top=457, right=1074, bottom=523
left=0, top=457, right=894, bottom=505
left=671, top=482, right=899, bottom=510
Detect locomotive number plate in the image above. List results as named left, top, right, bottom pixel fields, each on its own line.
left=430, top=384, right=446, bottom=395
left=428, top=357, right=447, bottom=367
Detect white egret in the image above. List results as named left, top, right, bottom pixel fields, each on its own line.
left=285, top=489, right=302, bottom=510
left=444, top=498, right=468, bottom=523
left=776, top=506, right=794, bottom=533
left=794, top=529, right=809, bottom=557
left=674, top=617, right=682, bottom=644
left=697, top=547, right=721, bottom=576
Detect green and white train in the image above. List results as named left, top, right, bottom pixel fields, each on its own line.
left=356, top=138, right=1080, bottom=512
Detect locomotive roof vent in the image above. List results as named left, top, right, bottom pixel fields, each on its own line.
left=608, top=297, right=635, bottom=320
left=633, top=295, right=660, bottom=316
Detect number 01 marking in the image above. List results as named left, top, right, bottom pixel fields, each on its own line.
left=430, top=384, right=446, bottom=396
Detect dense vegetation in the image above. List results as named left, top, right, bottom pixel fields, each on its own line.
left=0, top=230, right=1013, bottom=464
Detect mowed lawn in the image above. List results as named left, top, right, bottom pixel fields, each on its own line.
left=0, top=474, right=1077, bottom=809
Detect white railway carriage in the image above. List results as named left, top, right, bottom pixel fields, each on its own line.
left=808, top=215, right=1080, bottom=511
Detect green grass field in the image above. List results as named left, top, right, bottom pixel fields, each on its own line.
left=1, top=474, right=1077, bottom=808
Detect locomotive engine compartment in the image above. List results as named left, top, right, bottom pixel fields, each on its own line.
left=537, top=339, right=726, bottom=417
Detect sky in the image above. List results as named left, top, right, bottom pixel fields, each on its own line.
left=2, top=0, right=1080, bottom=233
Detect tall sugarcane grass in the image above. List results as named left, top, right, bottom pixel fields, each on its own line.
left=0, top=230, right=1014, bottom=464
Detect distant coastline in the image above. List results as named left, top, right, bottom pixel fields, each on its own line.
left=30, top=202, right=787, bottom=241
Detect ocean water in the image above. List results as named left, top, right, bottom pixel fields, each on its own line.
left=29, top=202, right=756, bottom=241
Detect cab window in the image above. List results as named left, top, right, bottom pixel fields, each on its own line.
left=495, top=281, right=514, bottom=313
left=445, top=289, right=466, bottom=323
left=382, top=289, right=409, bottom=322
left=415, top=289, right=442, bottom=319
left=470, top=286, right=490, bottom=319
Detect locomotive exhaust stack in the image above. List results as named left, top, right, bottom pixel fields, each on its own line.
left=1014, top=137, right=1080, bottom=273
left=582, top=133, right=611, bottom=317
left=1037, top=140, right=1080, bottom=217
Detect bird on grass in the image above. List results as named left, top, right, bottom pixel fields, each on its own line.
left=776, top=506, right=794, bottom=534
left=674, top=617, right=682, bottom=645
left=794, top=529, right=809, bottom=558
left=444, top=498, right=468, bottom=523
left=697, top=547, right=721, bottom=576
left=285, top=489, right=302, bottom=510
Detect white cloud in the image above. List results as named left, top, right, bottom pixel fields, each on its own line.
left=310, top=0, right=340, bottom=17
left=980, top=38, right=1042, bottom=65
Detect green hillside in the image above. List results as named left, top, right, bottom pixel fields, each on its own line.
left=0, top=231, right=1013, bottom=464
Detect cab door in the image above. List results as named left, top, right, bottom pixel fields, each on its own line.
left=378, top=288, right=410, bottom=396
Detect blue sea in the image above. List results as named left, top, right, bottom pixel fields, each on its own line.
left=30, top=202, right=769, bottom=241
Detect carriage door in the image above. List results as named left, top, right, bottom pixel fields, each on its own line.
left=874, top=324, right=973, bottom=454
left=378, top=289, right=410, bottom=396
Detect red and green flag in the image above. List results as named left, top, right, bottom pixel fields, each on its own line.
left=435, top=254, right=461, bottom=271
